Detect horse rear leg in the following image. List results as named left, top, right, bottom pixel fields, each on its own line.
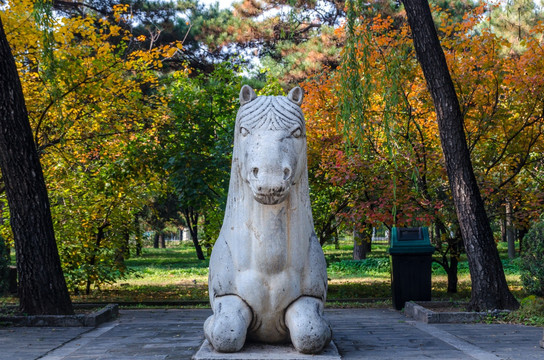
left=285, top=296, right=332, bottom=354
left=204, top=295, right=252, bottom=352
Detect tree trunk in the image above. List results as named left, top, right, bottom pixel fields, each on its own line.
left=119, top=225, right=130, bottom=260
left=153, top=232, right=160, bottom=248
left=0, top=19, right=73, bottom=315
left=518, top=227, right=527, bottom=256
left=159, top=233, right=166, bottom=248
left=114, top=226, right=129, bottom=270
left=183, top=207, right=205, bottom=260
left=447, top=255, right=458, bottom=293
left=353, top=233, right=367, bottom=260
left=353, top=228, right=371, bottom=260
left=447, top=237, right=461, bottom=293
left=86, top=225, right=106, bottom=295
left=133, top=215, right=142, bottom=256
left=115, top=226, right=130, bottom=267
left=500, top=205, right=507, bottom=243
left=401, top=0, right=519, bottom=310
left=136, top=236, right=142, bottom=256
left=505, top=199, right=516, bottom=259
left=434, top=222, right=459, bottom=293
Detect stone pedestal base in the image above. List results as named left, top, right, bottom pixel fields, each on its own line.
left=540, top=329, right=544, bottom=348
left=192, top=340, right=341, bottom=360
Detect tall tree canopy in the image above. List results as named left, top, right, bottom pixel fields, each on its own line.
left=334, top=0, right=521, bottom=310
left=301, top=0, right=543, bottom=305
left=1, top=0, right=180, bottom=292
left=164, top=65, right=241, bottom=259
left=0, top=15, right=73, bottom=315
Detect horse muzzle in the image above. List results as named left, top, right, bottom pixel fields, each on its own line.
left=249, top=180, right=291, bottom=205
left=253, top=190, right=289, bottom=205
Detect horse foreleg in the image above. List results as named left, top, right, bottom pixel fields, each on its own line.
left=204, top=295, right=252, bottom=352
left=285, top=296, right=332, bottom=354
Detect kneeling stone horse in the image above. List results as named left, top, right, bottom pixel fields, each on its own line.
left=204, top=85, right=332, bottom=354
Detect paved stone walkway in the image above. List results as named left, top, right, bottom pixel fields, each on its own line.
left=0, top=308, right=541, bottom=360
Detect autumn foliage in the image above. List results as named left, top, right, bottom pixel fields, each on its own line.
left=1, top=0, right=544, bottom=298
left=1, top=1, right=181, bottom=292
left=303, top=3, right=544, bottom=242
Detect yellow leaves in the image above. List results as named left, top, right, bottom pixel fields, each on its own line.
left=113, top=4, right=131, bottom=23
left=164, top=46, right=180, bottom=58
left=107, top=24, right=122, bottom=37
left=2, top=1, right=185, bottom=263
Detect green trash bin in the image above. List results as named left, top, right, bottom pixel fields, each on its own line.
left=388, top=227, right=435, bottom=310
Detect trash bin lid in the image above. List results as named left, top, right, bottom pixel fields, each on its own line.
left=387, top=227, right=436, bottom=254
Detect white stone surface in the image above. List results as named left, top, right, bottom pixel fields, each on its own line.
left=204, top=85, right=331, bottom=354
left=193, top=340, right=341, bottom=360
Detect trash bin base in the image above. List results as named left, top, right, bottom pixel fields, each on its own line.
left=391, top=253, right=433, bottom=310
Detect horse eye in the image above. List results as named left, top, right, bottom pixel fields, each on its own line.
left=291, top=128, right=302, bottom=138
left=240, top=127, right=249, bottom=137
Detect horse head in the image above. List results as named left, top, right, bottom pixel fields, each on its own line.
left=235, top=85, right=306, bottom=205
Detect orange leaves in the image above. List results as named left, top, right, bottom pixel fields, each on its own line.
left=305, top=4, right=495, bottom=229
left=432, top=3, right=544, bottom=227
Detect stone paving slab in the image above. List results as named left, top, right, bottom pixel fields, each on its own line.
left=0, top=308, right=542, bottom=360
left=326, top=308, right=543, bottom=360
left=0, top=326, right=89, bottom=360
left=193, top=340, right=340, bottom=360
left=425, top=322, right=544, bottom=360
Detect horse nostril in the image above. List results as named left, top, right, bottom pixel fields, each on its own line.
left=252, top=168, right=259, bottom=178
left=283, top=167, right=291, bottom=180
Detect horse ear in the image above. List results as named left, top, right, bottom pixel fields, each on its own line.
left=287, top=87, right=304, bottom=106
left=240, top=85, right=257, bottom=105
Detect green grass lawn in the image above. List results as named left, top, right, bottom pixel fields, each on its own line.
left=2, top=238, right=542, bottom=325
left=71, top=239, right=527, bottom=305
left=71, top=244, right=210, bottom=304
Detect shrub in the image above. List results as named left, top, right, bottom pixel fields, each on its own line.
left=520, top=220, right=544, bottom=296
left=506, top=295, right=544, bottom=326
left=327, top=258, right=391, bottom=277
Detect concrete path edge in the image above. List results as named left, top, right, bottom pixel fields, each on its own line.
left=0, top=303, right=118, bottom=327
left=404, top=301, right=511, bottom=324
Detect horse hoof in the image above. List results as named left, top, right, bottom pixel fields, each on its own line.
left=204, top=296, right=252, bottom=353
left=285, top=297, right=332, bottom=354
left=205, top=315, right=245, bottom=352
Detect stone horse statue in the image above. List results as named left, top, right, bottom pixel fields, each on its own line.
left=204, top=85, right=332, bottom=354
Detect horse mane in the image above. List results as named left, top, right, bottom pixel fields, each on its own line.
left=236, top=96, right=304, bottom=131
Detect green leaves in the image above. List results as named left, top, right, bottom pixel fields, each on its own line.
left=163, top=65, right=241, bottom=246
